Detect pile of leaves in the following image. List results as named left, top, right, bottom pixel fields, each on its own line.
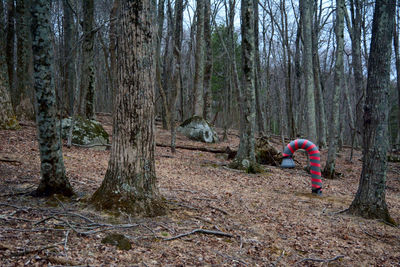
left=0, top=116, right=399, bottom=266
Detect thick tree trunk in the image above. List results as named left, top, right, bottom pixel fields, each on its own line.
left=230, top=0, right=258, bottom=172
left=203, top=0, right=212, bottom=122
left=31, top=0, right=73, bottom=197
left=348, top=0, right=395, bottom=223
left=323, top=0, right=344, bottom=179
left=15, top=0, right=34, bottom=119
left=78, top=0, right=95, bottom=119
left=0, top=3, right=16, bottom=129
left=91, top=0, right=165, bottom=216
left=300, top=0, right=317, bottom=142
left=193, top=1, right=205, bottom=117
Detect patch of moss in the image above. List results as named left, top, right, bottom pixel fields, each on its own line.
left=60, top=116, right=109, bottom=145
left=1, top=116, right=20, bottom=130
left=101, top=233, right=132, bottom=250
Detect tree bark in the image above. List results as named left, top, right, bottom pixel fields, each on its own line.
left=62, top=0, right=74, bottom=115
left=230, top=0, right=258, bottom=172
left=300, top=0, right=317, bottom=142
left=323, top=0, right=344, bottom=179
left=193, top=0, right=205, bottom=117
left=394, top=10, right=400, bottom=144
left=0, top=2, right=16, bottom=129
left=31, top=0, right=73, bottom=197
left=91, top=0, right=165, bottom=216
left=15, top=0, right=34, bottom=119
left=155, top=0, right=170, bottom=130
left=202, top=0, right=212, bottom=122
left=348, top=0, right=395, bottom=223
left=254, top=0, right=266, bottom=136
left=170, top=0, right=183, bottom=154
left=78, top=0, right=95, bottom=119
left=312, top=2, right=326, bottom=148
left=6, top=0, right=15, bottom=106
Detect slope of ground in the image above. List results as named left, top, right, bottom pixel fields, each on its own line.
left=0, top=117, right=399, bottom=266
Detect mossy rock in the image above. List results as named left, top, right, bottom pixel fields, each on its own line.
left=178, top=116, right=218, bottom=143
left=255, top=136, right=282, bottom=166
left=0, top=116, right=20, bottom=130
left=228, top=158, right=264, bottom=174
left=59, top=116, right=109, bottom=146
left=101, top=233, right=132, bottom=250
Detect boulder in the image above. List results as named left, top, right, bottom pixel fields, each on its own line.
left=255, top=136, right=282, bottom=166
left=59, top=116, right=109, bottom=147
left=178, top=116, right=218, bottom=143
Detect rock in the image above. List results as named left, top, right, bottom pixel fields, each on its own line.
left=255, top=136, right=282, bottom=166
left=101, top=233, right=131, bottom=250
left=178, top=116, right=218, bottom=143
left=59, top=116, right=109, bottom=147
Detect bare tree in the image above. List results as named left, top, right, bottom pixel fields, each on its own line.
left=323, top=0, right=344, bottom=179
left=348, top=0, right=395, bottom=223
left=230, top=0, right=258, bottom=172
left=91, top=0, right=165, bottom=216
left=78, top=0, right=95, bottom=119
left=300, top=0, right=317, bottom=142
left=193, top=0, right=205, bottom=117
left=31, top=0, right=74, bottom=197
left=203, top=0, right=212, bottom=122
left=0, top=1, right=16, bottom=129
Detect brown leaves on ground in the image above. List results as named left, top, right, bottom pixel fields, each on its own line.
left=0, top=116, right=399, bottom=266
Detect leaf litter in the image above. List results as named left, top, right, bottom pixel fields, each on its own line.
left=0, top=115, right=399, bottom=266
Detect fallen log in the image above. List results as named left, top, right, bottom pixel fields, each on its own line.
left=155, top=142, right=235, bottom=155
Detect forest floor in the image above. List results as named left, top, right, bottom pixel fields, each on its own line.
left=0, top=115, right=399, bottom=266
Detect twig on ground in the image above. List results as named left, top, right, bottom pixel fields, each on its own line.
left=271, top=250, right=285, bottom=267
left=10, top=242, right=63, bottom=257
left=208, top=205, right=229, bottom=215
left=331, top=208, right=349, bottom=215
left=64, top=230, right=70, bottom=252
left=359, top=223, right=379, bottom=239
left=296, top=255, right=344, bottom=265
left=215, top=251, right=248, bottom=266
left=164, top=229, right=233, bottom=241
left=34, top=216, right=55, bottom=226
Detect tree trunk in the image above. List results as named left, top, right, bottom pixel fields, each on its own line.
left=202, top=0, right=212, bottom=122
left=193, top=0, right=205, bottom=117
left=62, top=0, right=75, bottom=115
left=0, top=2, right=16, bottom=129
left=31, top=0, right=73, bottom=197
left=254, top=0, right=266, bottom=136
left=170, top=0, right=183, bottom=153
left=109, top=0, right=118, bottom=109
left=6, top=0, right=15, bottom=107
left=300, top=0, right=317, bottom=142
left=155, top=0, right=170, bottom=129
left=323, top=0, right=344, bottom=179
left=230, top=0, right=258, bottom=172
left=91, top=0, right=165, bottom=216
left=394, top=10, right=400, bottom=144
left=312, top=3, right=326, bottom=148
left=348, top=0, right=395, bottom=223
left=15, top=0, right=34, bottom=119
left=78, top=0, right=95, bottom=119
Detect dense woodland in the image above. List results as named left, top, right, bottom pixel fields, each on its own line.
left=0, top=0, right=400, bottom=265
